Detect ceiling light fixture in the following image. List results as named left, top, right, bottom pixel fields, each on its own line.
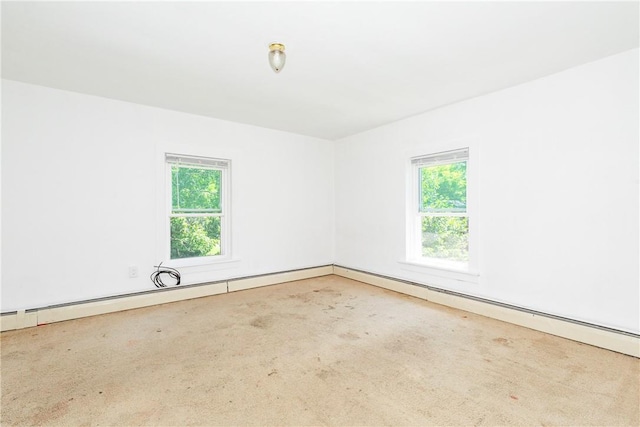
left=268, top=43, right=286, bottom=73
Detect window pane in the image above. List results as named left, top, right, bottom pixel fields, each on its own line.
left=420, top=161, right=466, bottom=212
left=172, top=166, right=221, bottom=213
left=422, top=216, right=468, bottom=261
left=170, top=216, right=221, bottom=259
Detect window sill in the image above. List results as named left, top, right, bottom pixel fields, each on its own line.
left=398, top=260, right=479, bottom=283
left=164, top=257, right=241, bottom=271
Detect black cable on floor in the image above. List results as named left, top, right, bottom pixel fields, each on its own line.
left=150, top=262, right=181, bottom=288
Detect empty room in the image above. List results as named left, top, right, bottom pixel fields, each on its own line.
left=1, top=1, right=639, bottom=425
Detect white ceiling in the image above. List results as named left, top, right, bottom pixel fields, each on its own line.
left=2, top=1, right=638, bottom=140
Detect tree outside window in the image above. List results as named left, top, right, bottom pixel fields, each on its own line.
left=166, top=154, right=229, bottom=260
left=412, top=149, right=468, bottom=269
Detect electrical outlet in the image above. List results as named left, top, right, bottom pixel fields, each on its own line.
left=128, top=266, right=139, bottom=278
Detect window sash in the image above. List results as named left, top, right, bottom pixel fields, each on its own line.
left=411, top=148, right=468, bottom=167
left=171, top=208, right=223, bottom=214
left=412, top=147, right=469, bottom=266
left=171, top=164, right=223, bottom=214
left=419, top=212, right=467, bottom=218
left=166, top=153, right=229, bottom=169
left=420, top=206, right=467, bottom=214
left=417, top=160, right=468, bottom=214
left=170, top=213, right=223, bottom=218
left=166, top=153, right=230, bottom=261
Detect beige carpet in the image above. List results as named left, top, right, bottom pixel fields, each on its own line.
left=1, top=275, right=638, bottom=426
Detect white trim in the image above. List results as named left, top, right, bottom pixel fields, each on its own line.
left=169, top=213, right=223, bottom=218
left=333, top=266, right=639, bottom=358
left=38, top=282, right=229, bottom=325
left=406, top=142, right=478, bottom=274
left=0, top=265, right=333, bottom=332
left=2, top=266, right=637, bottom=358
left=228, top=265, right=334, bottom=292
left=165, top=153, right=232, bottom=262
left=0, top=310, right=38, bottom=330
left=399, top=260, right=479, bottom=282
left=419, top=212, right=467, bottom=217
left=411, top=148, right=470, bottom=166
left=165, top=153, right=229, bottom=169
left=164, top=257, right=240, bottom=270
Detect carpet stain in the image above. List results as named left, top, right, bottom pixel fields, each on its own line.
left=31, top=400, right=69, bottom=425
left=316, top=369, right=337, bottom=380
left=493, top=337, right=511, bottom=346
left=250, top=316, right=273, bottom=329
left=3, top=275, right=638, bottom=426
left=339, top=332, right=360, bottom=341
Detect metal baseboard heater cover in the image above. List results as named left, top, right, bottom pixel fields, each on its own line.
left=1, top=264, right=638, bottom=357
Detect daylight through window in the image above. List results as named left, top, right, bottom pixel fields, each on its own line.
left=412, top=148, right=468, bottom=270
left=166, top=154, right=229, bottom=260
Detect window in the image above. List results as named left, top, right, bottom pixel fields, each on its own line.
left=166, top=154, right=230, bottom=261
left=410, top=148, right=469, bottom=271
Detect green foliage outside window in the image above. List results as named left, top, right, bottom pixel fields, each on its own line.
left=421, top=216, right=468, bottom=261
left=420, top=162, right=466, bottom=212
left=420, top=161, right=468, bottom=261
left=170, top=166, right=223, bottom=259
left=172, top=166, right=221, bottom=213
left=171, top=217, right=221, bottom=259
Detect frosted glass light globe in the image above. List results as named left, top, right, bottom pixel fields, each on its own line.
left=268, top=43, right=286, bottom=73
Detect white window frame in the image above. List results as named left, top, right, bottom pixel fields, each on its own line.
left=406, top=146, right=477, bottom=275
left=165, top=153, right=231, bottom=267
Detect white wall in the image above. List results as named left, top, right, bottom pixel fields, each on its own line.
left=1, top=80, right=334, bottom=311
left=3, top=49, right=638, bottom=336
left=335, top=49, right=639, bottom=334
